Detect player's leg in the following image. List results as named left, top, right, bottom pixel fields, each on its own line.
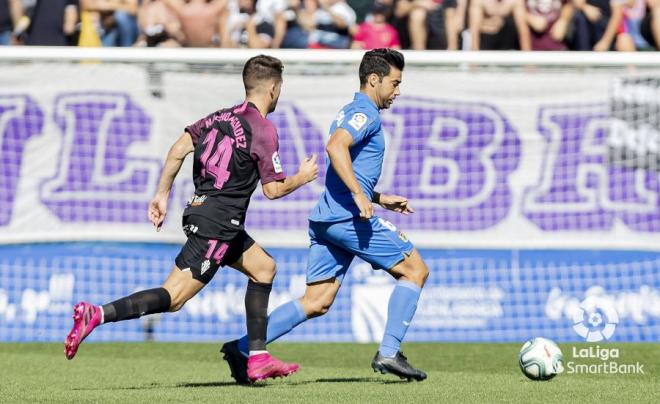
left=64, top=233, right=221, bottom=360
left=64, top=264, right=205, bottom=360
left=372, top=248, right=429, bottom=380
left=234, top=222, right=352, bottom=351
left=221, top=222, right=352, bottom=383
left=225, top=235, right=300, bottom=382
left=334, top=217, right=428, bottom=381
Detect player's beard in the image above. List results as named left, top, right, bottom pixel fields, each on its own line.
left=380, top=95, right=394, bottom=110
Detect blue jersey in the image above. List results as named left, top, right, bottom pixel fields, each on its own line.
left=310, top=92, right=384, bottom=222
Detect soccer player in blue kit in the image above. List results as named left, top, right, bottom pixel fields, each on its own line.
left=222, top=48, right=429, bottom=383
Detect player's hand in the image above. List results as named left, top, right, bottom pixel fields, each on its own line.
left=298, top=153, right=319, bottom=184
left=148, top=193, right=168, bottom=231
left=353, top=192, right=373, bottom=219
left=379, top=194, right=414, bottom=215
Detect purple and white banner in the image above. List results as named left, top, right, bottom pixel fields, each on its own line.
left=1, top=64, right=660, bottom=248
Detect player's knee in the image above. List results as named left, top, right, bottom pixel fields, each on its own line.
left=400, top=260, right=429, bottom=287
left=253, top=259, right=276, bottom=283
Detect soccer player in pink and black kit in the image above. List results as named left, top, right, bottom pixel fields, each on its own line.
left=63, top=55, right=319, bottom=383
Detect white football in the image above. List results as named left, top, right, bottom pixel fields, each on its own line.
left=518, top=337, right=564, bottom=381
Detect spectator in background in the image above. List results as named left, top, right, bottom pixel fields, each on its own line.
left=222, top=0, right=280, bottom=47
left=621, top=0, right=652, bottom=49
left=82, top=0, right=139, bottom=47
left=253, top=0, right=288, bottom=47
left=572, top=0, right=631, bottom=50
left=163, top=0, right=226, bottom=47
left=391, top=0, right=459, bottom=50
left=641, top=0, right=660, bottom=48
left=470, top=0, right=532, bottom=50
left=0, top=0, right=22, bottom=45
left=308, top=0, right=356, bottom=48
left=347, top=0, right=372, bottom=22
left=25, top=0, right=79, bottom=46
left=280, top=0, right=315, bottom=48
left=136, top=0, right=183, bottom=46
left=525, top=0, right=574, bottom=50
left=351, top=1, right=401, bottom=49
left=569, top=0, right=611, bottom=50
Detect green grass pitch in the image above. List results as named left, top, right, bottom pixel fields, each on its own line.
left=1, top=342, right=658, bottom=403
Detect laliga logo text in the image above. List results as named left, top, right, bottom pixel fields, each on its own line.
left=567, top=296, right=644, bottom=375
left=572, top=295, right=619, bottom=342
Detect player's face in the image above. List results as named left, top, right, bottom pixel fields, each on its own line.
left=378, top=67, right=401, bottom=109
left=268, top=80, right=282, bottom=113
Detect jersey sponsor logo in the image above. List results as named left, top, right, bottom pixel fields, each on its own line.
left=188, top=194, right=207, bottom=207
left=200, top=259, right=211, bottom=275
left=348, top=112, right=368, bottom=131
left=336, top=110, right=345, bottom=125
left=272, top=152, right=283, bottom=173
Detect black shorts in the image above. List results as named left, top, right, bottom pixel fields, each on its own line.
left=175, top=230, right=255, bottom=284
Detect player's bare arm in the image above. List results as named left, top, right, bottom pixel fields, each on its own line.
left=326, top=127, right=373, bottom=219
left=262, top=153, right=319, bottom=200
left=148, top=131, right=194, bottom=231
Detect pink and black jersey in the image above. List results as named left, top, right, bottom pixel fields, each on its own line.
left=182, top=101, right=286, bottom=239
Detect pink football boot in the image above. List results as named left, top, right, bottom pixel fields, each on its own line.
left=64, top=302, right=102, bottom=360
left=247, top=353, right=300, bottom=382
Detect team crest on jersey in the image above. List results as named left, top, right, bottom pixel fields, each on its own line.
left=200, top=259, right=211, bottom=275
left=348, top=112, right=368, bottom=131
left=272, top=152, right=283, bottom=173
left=336, top=110, right=345, bottom=125
left=183, top=224, right=199, bottom=235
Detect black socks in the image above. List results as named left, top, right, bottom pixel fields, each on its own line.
left=245, top=280, right=273, bottom=352
left=101, top=287, right=172, bottom=323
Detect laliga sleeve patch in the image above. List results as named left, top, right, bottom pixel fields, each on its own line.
left=272, top=151, right=283, bottom=173
left=348, top=112, right=368, bottom=131
left=336, top=110, right=345, bottom=125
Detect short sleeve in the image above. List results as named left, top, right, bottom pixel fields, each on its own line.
left=185, top=117, right=206, bottom=147
left=337, top=107, right=374, bottom=144
left=251, top=122, right=287, bottom=185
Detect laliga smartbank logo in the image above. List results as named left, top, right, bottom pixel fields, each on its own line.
left=567, top=297, right=644, bottom=375
left=572, top=295, right=619, bottom=342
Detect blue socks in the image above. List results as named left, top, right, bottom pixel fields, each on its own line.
left=379, top=280, right=422, bottom=358
left=237, top=299, right=308, bottom=354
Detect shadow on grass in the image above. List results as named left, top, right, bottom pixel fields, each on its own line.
left=73, top=376, right=405, bottom=391
left=177, top=381, right=265, bottom=388
left=291, top=377, right=405, bottom=385
left=72, top=381, right=255, bottom=391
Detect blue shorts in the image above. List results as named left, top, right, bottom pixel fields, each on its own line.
left=306, top=216, right=415, bottom=284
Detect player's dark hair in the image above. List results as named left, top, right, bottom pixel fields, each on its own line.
left=359, top=48, right=405, bottom=87
left=242, top=55, right=284, bottom=93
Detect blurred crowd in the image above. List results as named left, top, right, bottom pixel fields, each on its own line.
left=1, top=0, right=659, bottom=51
